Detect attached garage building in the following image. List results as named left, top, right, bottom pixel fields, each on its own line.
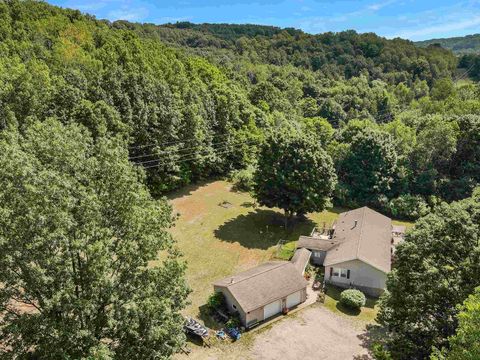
left=213, top=254, right=310, bottom=328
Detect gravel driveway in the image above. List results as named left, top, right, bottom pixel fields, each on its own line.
left=250, top=305, right=370, bottom=360
left=177, top=305, right=372, bottom=360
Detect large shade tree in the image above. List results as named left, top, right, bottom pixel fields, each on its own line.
left=0, top=119, right=190, bottom=359
left=378, top=189, right=480, bottom=360
left=338, top=127, right=397, bottom=206
left=253, top=130, right=337, bottom=224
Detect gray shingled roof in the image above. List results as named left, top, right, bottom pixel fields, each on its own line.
left=213, top=261, right=308, bottom=312
left=297, top=235, right=341, bottom=251
left=324, top=207, right=392, bottom=273
left=291, top=248, right=312, bottom=273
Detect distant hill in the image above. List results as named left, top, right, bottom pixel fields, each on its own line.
left=416, top=34, right=480, bottom=54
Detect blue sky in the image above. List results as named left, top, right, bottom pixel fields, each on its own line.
left=48, top=0, right=480, bottom=41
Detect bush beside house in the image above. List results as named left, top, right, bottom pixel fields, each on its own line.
left=340, top=289, right=366, bottom=309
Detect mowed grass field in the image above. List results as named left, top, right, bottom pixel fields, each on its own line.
left=167, top=180, right=413, bottom=323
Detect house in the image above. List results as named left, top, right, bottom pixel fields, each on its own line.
left=213, top=249, right=311, bottom=328
left=297, top=207, right=401, bottom=297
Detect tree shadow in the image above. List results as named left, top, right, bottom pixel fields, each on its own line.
left=214, top=209, right=317, bottom=250
left=352, top=355, right=371, bottom=360
left=240, top=201, right=257, bottom=208
left=198, top=304, right=223, bottom=331
left=357, top=323, right=388, bottom=357
left=165, top=179, right=220, bottom=201
left=335, top=302, right=361, bottom=316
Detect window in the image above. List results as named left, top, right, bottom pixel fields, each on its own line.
left=313, top=251, right=322, bottom=257
left=333, top=268, right=340, bottom=277
left=332, top=267, right=350, bottom=278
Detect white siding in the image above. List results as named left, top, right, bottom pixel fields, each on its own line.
left=325, top=259, right=387, bottom=295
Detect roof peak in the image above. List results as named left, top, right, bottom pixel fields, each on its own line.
left=219, top=261, right=289, bottom=287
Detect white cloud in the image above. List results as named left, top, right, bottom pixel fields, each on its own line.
left=107, top=7, right=149, bottom=21
left=366, top=0, right=397, bottom=11
left=393, top=15, right=480, bottom=40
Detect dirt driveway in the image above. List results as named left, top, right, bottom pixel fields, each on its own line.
left=178, top=305, right=372, bottom=360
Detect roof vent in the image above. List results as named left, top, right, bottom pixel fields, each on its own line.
left=353, top=220, right=358, bottom=228
left=230, top=278, right=235, bottom=284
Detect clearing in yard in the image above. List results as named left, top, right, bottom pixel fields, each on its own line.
left=167, top=180, right=412, bottom=358
left=167, top=180, right=345, bottom=317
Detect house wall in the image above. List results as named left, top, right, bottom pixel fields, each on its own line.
left=214, top=286, right=246, bottom=325
left=311, top=250, right=327, bottom=265
left=324, top=260, right=387, bottom=297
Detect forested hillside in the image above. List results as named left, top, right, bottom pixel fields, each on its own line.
left=416, top=34, right=480, bottom=54
left=2, top=1, right=477, bottom=210
left=1, top=1, right=480, bottom=359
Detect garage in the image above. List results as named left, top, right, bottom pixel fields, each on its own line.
left=264, top=299, right=281, bottom=319
left=286, top=290, right=302, bottom=309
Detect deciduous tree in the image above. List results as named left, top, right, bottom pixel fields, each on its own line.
left=378, top=189, right=480, bottom=360
left=253, top=130, right=337, bottom=225
left=0, top=119, right=189, bottom=359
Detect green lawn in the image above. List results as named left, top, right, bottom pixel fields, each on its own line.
left=323, top=285, right=380, bottom=325
left=166, top=180, right=413, bottom=323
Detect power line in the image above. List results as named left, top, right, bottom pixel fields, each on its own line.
left=128, top=132, right=235, bottom=150
left=132, top=140, right=256, bottom=166
left=128, top=138, right=240, bottom=160
left=454, top=63, right=475, bottom=82
left=140, top=147, right=247, bottom=170
left=133, top=139, right=258, bottom=167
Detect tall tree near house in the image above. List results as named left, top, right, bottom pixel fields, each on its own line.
left=253, top=130, right=337, bottom=226
left=377, top=189, right=480, bottom=360
left=338, top=127, right=397, bottom=206
left=431, top=286, right=480, bottom=360
left=0, top=119, right=190, bottom=359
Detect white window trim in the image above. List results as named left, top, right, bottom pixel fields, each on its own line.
left=333, top=267, right=349, bottom=278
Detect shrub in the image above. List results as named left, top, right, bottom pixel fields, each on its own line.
left=389, top=194, right=429, bottom=220
left=229, top=165, right=255, bottom=192
left=207, top=291, right=225, bottom=310
left=225, top=313, right=241, bottom=328
left=340, top=289, right=366, bottom=309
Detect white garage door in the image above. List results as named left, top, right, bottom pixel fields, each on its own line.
left=263, top=300, right=281, bottom=319
left=286, top=291, right=301, bottom=309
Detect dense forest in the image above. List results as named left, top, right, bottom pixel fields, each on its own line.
left=0, top=1, right=479, bottom=359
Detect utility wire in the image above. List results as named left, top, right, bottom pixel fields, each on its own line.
left=140, top=147, right=247, bottom=170
left=128, top=133, right=235, bottom=150
left=129, top=138, right=242, bottom=160
left=454, top=63, right=475, bottom=82
left=133, top=139, right=258, bottom=167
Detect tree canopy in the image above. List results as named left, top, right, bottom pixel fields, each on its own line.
left=378, top=189, right=480, bottom=360
left=0, top=119, right=189, bottom=359
left=253, top=130, right=337, bottom=221
left=431, top=287, right=480, bottom=360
